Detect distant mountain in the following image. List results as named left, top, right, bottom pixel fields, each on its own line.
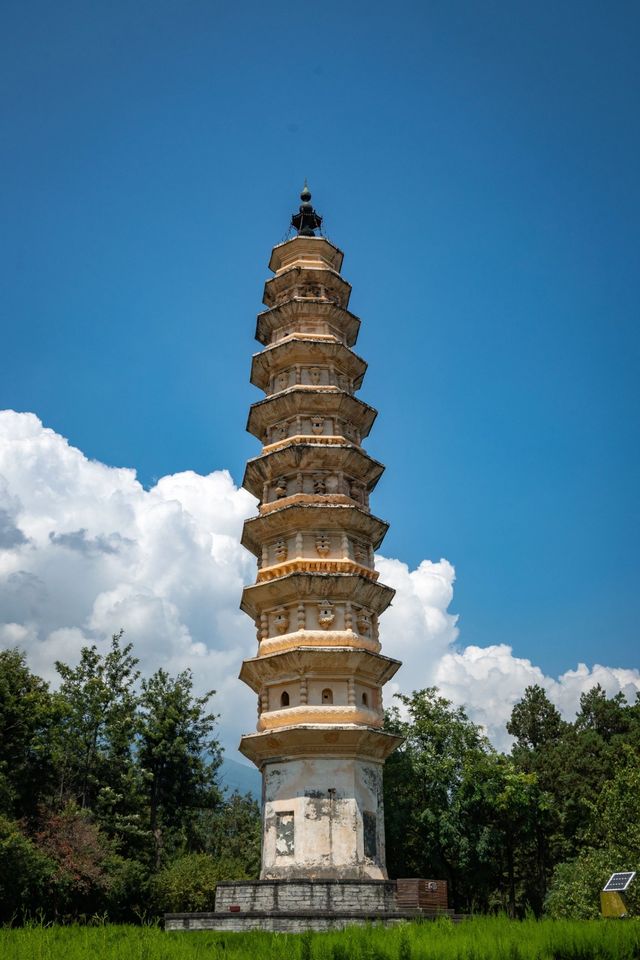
left=219, top=756, right=261, bottom=801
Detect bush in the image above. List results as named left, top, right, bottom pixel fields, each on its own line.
left=103, top=855, right=151, bottom=921
left=0, top=816, right=54, bottom=921
left=545, top=847, right=640, bottom=919
left=153, top=853, right=248, bottom=913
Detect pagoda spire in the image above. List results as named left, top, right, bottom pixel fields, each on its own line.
left=291, top=181, right=323, bottom=236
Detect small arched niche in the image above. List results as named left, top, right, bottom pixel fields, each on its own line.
left=280, top=690, right=290, bottom=708
left=361, top=692, right=369, bottom=707
left=321, top=688, right=334, bottom=705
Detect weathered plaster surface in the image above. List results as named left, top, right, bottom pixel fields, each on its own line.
left=260, top=757, right=386, bottom=880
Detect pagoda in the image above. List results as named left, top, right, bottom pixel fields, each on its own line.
left=238, top=185, right=403, bottom=881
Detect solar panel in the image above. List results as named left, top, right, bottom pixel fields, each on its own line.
left=603, top=872, right=636, bottom=893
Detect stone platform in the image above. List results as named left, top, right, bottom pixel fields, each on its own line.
left=165, top=879, right=452, bottom=933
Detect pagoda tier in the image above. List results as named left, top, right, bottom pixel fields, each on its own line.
left=256, top=300, right=361, bottom=346
left=242, top=440, right=385, bottom=504
left=242, top=502, right=388, bottom=560
left=263, top=266, right=352, bottom=311
left=250, top=336, right=367, bottom=394
left=247, top=387, right=377, bottom=445
left=238, top=188, right=401, bottom=882
left=240, top=646, right=400, bottom=733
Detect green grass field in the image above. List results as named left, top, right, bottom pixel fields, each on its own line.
left=1, top=918, right=639, bottom=960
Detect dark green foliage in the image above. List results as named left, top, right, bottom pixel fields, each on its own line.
left=0, top=649, right=57, bottom=818
left=383, top=684, right=640, bottom=919
left=507, top=684, right=566, bottom=751
left=138, top=666, right=222, bottom=867
left=0, top=814, right=54, bottom=920
left=0, top=634, right=261, bottom=923
left=152, top=852, right=246, bottom=912
left=545, top=745, right=640, bottom=919
left=195, top=792, right=261, bottom=876
left=2, top=633, right=638, bottom=926
left=383, top=687, right=489, bottom=892
left=53, top=632, right=143, bottom=855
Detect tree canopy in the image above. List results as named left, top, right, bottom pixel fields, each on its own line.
left=0, top=637, right=638, bottom=922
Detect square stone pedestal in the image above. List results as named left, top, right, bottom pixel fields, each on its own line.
left=165, top=879, right=451, bottom=933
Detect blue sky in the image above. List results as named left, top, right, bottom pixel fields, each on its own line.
left=2, top=0, right=639, bottom=688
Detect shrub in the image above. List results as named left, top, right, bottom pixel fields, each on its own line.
left=545, top=846, right=640, bottom=919
left=153, top=853, right=246, bottom=913
left=0, top=816, right=54, bottom=921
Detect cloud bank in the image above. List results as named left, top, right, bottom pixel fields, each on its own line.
left=1, top=410, right=638, bottom=754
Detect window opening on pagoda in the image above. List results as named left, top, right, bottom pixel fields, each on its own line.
left=362, top=692, right=368, bottom=706
left=322, top=688, right=333, bottom=704
left=280, top=691, right=290, bottom=707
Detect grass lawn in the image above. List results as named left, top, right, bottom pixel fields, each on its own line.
left=1, top=916, right=639, bottom=960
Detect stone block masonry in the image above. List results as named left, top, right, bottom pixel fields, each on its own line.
left=215, top=879, right=398, bottom=913
left=164, top=879, right=453, bottom=933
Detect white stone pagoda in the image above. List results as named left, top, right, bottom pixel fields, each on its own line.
left=238, top=185, right=402, bottom=881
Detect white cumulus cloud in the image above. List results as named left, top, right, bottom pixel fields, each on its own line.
left=0, top=410, right=638, bottom=757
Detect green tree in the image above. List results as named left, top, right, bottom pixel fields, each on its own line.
left=0, top=649, right=57, bottom=818
left=138, top=667, right=222, bottom=868
left=383, top=688, right=490, bottom=908
left=54, top=632, right=142, bottom=847
left=455, top=749, right=551, bottom=915
left=196, top=792, right=261, bottom=877
left=545, top=750, right=640, bottom=919
left=507, top=684, right=565, bottom=753
left=575, top=684, right=631, bottom=740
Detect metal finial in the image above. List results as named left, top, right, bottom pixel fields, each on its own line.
left=291, top=182, right=322, bottom=237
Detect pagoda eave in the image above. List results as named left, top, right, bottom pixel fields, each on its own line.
left=256, top=299, right=361, bottom=347
left=239, top=645, right=401, bottom=693
left=268, top=236, right=344, bottom=275
left=242, top=441, right=385, bottom=499
left=241, top=503, right=389, bottom=556
left=246, top=388, right=377, bottom=441
left=239, top=724, right=403, bottom=768
left=263, top=267, right=352, bottom=310
left=240, top=572, right=395, bottom=620
left=250, top=337, right=367, bottom=392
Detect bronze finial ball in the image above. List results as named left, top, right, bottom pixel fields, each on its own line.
left=291, top=182, right=322, bottom=237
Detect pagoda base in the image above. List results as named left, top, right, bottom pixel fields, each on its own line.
left=165, top=879, right=453, bottom=933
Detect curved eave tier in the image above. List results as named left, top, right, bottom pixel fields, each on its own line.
left=243, top=441, right=385, bottom=500
left=240, top=646, right=401, bottom=694
left=263, top=267, right=352, bottom=310
left=241, top=572, right=395, bottom=620
left=239, top=724, right=403, bottom=767
left=242, top=503, right=389, bottom=557
left=256, top=299, right=361, bottom=347
left=250, top=336, right=367, bottom=392
left=247, top=388, right=377, bottom=442
left=268, top=236, right=344, bottom=275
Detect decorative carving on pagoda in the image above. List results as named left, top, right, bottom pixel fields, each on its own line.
left=273, top=606, right=289, bottom=634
